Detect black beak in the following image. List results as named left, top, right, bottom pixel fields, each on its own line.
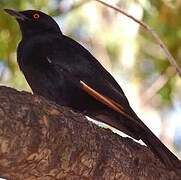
left=4, top=9, right=29, bottom=21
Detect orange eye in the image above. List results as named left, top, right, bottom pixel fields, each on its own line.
left=33, top=13, right=40, bottom=19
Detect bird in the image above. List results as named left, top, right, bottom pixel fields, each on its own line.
left=5, top=9, right=181, bottom=171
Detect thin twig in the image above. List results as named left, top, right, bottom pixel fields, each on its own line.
left=94, top=0, right=181, bottom=78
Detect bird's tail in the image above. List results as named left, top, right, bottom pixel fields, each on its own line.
left=121, top=109, right=181, bottom=171
left=92, top=111, right=181, bottom=172
left=139, top=121, right=180, bottom=170
left=123, top=109, right=181, bottom=171
left=116, top=106, right=181, bottom=171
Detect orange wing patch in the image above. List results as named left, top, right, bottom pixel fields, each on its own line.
left=80, top=80, right=134, bottom=121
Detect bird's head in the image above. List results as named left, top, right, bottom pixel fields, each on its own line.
left=4, top=9, right=61, bottom=38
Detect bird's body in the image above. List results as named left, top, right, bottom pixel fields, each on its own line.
left=18, top=34, right=127, bottom=112
left=5, top=9, right=181, bottom=171
left=18, top=32, right=142, bottom=138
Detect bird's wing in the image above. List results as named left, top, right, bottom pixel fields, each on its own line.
left=79, top=80, right=140, bottom=124
left=47, top=36, right=140, bottom=122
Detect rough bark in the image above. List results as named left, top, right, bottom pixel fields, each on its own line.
left=0, top=86, right=180, bottom=180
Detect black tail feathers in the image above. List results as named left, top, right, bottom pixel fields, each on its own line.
left=139, top=122, right=181, bottom=171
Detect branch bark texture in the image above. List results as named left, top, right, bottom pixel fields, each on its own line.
left=0, top=86, right=179, bottom=179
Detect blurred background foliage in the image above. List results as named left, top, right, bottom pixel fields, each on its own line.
left=0, top=0, right=180, bottom=156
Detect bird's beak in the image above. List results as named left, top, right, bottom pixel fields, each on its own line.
left=4, top=9, right=29, bottom=21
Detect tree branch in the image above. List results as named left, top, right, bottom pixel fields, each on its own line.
left=0, top=86, right=179, bottom=179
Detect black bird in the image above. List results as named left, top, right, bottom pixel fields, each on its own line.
left=5, top=9, right=181, bottom=171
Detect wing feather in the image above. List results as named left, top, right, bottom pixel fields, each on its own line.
left=80, top=80, right=137, bottom=123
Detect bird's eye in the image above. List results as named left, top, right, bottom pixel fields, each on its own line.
left=33, top=13, right=40, bottom=19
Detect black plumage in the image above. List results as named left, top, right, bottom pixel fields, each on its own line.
left=5, top=9, right=181, bottom=171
